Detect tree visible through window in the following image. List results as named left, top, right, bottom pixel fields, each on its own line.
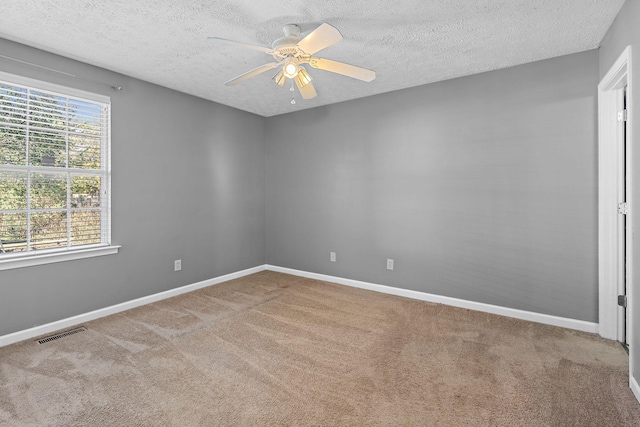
left=0, top=75, right=111, bottom=255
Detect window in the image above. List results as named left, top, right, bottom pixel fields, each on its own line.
left=0, top=72, right=118, bottom=270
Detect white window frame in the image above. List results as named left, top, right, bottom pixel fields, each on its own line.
left=0, top=71, right=119, bottom=271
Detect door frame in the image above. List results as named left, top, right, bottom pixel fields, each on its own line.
left=598, top=45, right=635, bottom=396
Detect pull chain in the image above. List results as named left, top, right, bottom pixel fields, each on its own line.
left=290, top=79, right=296, bottom=104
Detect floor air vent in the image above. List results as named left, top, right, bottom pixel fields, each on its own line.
left=36, top=327, right=87, bottom=344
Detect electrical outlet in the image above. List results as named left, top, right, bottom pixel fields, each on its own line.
left=174, top=259, right=182, bottom=271
left=330, top=252, right=336, bottom=262
left=386, top=259, right=394, bottom=270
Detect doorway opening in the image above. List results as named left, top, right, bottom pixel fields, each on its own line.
left=619, top=85, right=629, bottom=352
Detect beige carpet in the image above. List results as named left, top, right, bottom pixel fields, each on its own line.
left=0, top=271, right=639, bottom=426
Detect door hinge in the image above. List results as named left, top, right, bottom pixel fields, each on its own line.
left=618, top=109, right=628, bottom=122
left=618, top=295, right=627, bottom=308
left=618, top=202, right=629, bottom=215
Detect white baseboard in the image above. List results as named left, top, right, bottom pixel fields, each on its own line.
left=632, top=375, right=640, bottom=405
left=0, top=263, right=601, bottom=348
left=0, top=265, right=266, bottom=348
left=265, top=265, right=599, bottom=334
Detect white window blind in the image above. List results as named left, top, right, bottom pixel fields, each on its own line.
left=0, top=73, right=112, bottom=258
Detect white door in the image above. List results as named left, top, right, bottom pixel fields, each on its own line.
left=618, top=86, right=629, bottom=350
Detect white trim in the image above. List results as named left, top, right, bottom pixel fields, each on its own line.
left=0, top=264, right=265, bottom=347
left=0, top=262, right=600, bottom=349
left=625, top=46, right=636, bottom=406
left=597, top=46, right=638, bottom=407
left=0, top=245, right=121, bottom=271
left=266, top=265, right=599, bottom=334
left=0, top=72, right=113, bottom=264
left=632, top=376, right=640, bottom=404
left=598, top=46, right=632, bottom=341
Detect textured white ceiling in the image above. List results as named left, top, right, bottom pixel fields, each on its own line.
left=0, top=0, right=626, bottom=117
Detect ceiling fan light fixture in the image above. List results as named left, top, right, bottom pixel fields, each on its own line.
left=211, top=22, right=376, bottom=101
left=273, top=70, right=286, bottom=87
left=283, top=61, right=299, bottom=79
left=295, top=67, right=313, bottom=88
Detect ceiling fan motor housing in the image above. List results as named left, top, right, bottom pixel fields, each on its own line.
left=271, top=24, right=306, bottom=60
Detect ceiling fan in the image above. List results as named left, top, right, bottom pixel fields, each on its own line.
left=208, top=23, right=376, bottom=100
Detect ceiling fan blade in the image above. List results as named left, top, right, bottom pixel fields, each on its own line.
left=308, top=58, right=376, bottom=82
left=208, top=37, right=273, bottom=54
left=295, top=78, right=317, bottom=100
left=296, top=23, right=343, bottom=56
left=225, top=62, right=280, bottom=86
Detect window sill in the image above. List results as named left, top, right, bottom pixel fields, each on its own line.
left=0, top=245, right=121, bottom=271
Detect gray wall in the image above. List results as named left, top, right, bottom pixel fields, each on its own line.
left=0, top=38, right=266, bottom=336
left=0, top=38, right=604, bottom=336
left=266, top=50, right=599, bottom=322
left=599, top=0, right=640, bottom=393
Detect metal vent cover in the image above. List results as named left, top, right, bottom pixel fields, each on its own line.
left=36, top=327, right=87, bottom=344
